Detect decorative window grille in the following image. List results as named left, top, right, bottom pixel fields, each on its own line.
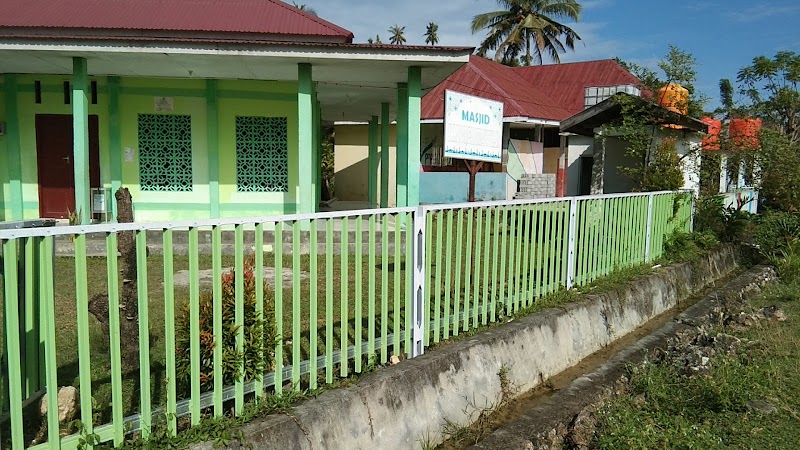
left=138, top=114, right=193, bottom=192
left=236, top=116, right=289, bottom=192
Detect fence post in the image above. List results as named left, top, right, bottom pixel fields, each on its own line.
left=565, top=198, right=578, bottom=289
left=644, top=193, right=655, bottom=263
left=410, top=206, right=427, bottom=357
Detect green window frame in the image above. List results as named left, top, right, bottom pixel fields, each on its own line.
left=137, top=114, right=193, bottom=192
left=235, top=116, right=289, bottom=193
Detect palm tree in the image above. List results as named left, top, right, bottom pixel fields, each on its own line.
left=388, top=25, right=407, bottom=45
left=471, top=0, right=582, bottom=66
left=424, top=22, right=440, bottom=46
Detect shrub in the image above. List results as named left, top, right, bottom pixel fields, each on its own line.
left=175, top=258, right=277, bottom=395
left=753, top=211, right=800, bottom=258
left=693, top=195, right=754, bottom=243
left=663, top=230, right=719, bottom=263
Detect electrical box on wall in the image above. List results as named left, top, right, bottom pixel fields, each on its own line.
left=0, top=121, right=6, bottom=135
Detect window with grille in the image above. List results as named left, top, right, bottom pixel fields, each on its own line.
left=236, top=116, right=289, bottom=192
left=138, top=114, right=193, bottom=192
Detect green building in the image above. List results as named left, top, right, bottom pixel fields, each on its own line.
left=0, top=0, right=471, bottom=223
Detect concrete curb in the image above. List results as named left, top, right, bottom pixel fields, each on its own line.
left=192, top=246, right=738, bottom=450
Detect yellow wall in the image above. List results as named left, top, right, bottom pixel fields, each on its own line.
left=334, top=124, right=398, bottom=207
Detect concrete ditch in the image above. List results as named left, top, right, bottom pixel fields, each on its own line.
left=192, top=245, right=739, bottom=450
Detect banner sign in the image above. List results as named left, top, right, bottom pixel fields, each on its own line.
left=443, top=90, right=504, bottom=163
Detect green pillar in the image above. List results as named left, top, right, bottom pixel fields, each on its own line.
left=396, top=83, right=409, bottom=207
left=313, top=98, right=321, bottom=209
left=3, top=74, right=24, bottom=220
left=380, top=103, right=390, bottom=208
left=206, top=80, right=220, bottom=218
left=108, top=77, right=122, bottom=220
left=72, top=57, right=91, bottom=224
left=406, top=67, right=422, bottom=207
left=298, top=63, right=315, bottom=214
left=368, top=116, right=379, bottom=207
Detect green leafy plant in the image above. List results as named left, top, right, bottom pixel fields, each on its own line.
left=694, top=195, right=754, bottom=243
left=175, top=258, right=278, bottom=394
left=753, top=211, right=800, bottom=258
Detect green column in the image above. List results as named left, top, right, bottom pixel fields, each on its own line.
left=380, top=102, right=390, bottom=207
left=206, top=80, right=220, bottom=218
left=368, top=116, right=379, bottom=207
left=406, top=66, right=422, bottom=207
left=108, top=77, right=122, bottom=220
left=396, top=83, right=409, bottom=207
left=3, top=74, right=24, bottom=220
left=313, top=98, right=321, bottom=209
left=72, top=57, right=91, bottom=224
left=298, top=63, right=315, bottom=214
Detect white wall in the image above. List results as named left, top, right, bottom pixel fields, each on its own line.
left=566, top=135, right=593, bottom=196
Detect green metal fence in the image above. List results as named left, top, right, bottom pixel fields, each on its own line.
left=0, top=190, right=692, bottom=449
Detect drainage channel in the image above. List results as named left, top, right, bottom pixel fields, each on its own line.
left=437, top=269, right=744, bottom=450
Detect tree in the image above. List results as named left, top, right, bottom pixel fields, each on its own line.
left=291, top=2, right=317, bottom=16
left=424, top=22, right=440, bottom=46
left=388, top=25, right=407, bottom=45
left=737, top=51, right=800, bottom=144
left=471, top=0, right=582, bottom=66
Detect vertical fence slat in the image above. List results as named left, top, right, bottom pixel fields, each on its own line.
left=2, top=240, right=24, bottom=450
left=472, top=208, right=483, bottom=328
left=309, top=220, right=319, bottom=390
left=39, top=236, right=61, bottom=449
left=513, top=206, right=524, bottom=312
left=135, top=230, right=151, bottom=438
left=520, top=205, right=531, bottom=307
left=211, top=225, right=223, bottom=416
left=340, top=218, right=349, bottom=377
left=380, top=216, right=389, bottom=362
left=325, top=219, right=334, bottom=383
left=367, top=215, right=376, bottom=360
left=73, top=234, right=95, bottom=441
left=433, top=211, right=443, bottom=343
left=481, top=208, right=491, bottom=324
left=443, top=210, right=454, bottom=340
left=274, top=222, right=284, bottom=393
left=503, top=207, right=513, bottom=316
left=354, top=217, right=363, bottom=373
left=161, top=230, right=177, bottom=435
left=424, top=213, right=434, bottom=345
left=235, top=224, right=246, bottom=407
left=291, top=221, right=301, bottom=390
left=254, top=223, right=265, bottom=395
left=23, top=238, right=36, bottom=397
left=188, top=227, right=201, bottom=418
left=490, top=207, right=501, bottom=323
left=393, top=215, right=401, bottom=354
left=554, top=202, right=565, bottom=290
left=533, top=204, right=545, bottom=300
left=453, top=209, right=464, bottom=335
left=463, top=209, right=474, bottom=332
left=547, top=202, right=558, bottom=294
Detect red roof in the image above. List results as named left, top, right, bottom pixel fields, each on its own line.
left=513, top=59, right=643, bottom=117
left=422, top=55, right=573, bottom=122
left=0, top=0, right=354, bottom=42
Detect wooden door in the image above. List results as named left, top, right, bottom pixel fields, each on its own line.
left=35, top=115, right=100, bottom=219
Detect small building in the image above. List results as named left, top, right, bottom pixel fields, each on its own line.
left=0, top=0, right=471, bottom=223
left=334, top=57, right=699, bottom=205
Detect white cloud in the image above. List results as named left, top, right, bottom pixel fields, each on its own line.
left=725, top=3, right=800, bottom=22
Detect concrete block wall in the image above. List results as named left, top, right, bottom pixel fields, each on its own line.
left=515, top=173, right=556, bottom=199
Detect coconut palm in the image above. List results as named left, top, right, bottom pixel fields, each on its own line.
left=292, top=2, right=317, bottom=16
left=424, top=22, right=440, bottom=46
left=471, top=0, right=582, bottom=66
left=388, top=25, right=407, bottom=45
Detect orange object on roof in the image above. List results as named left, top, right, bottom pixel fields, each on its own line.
left=657, top=83, right=689, bottom=115
left=729, top=118, right=762, bottom=150
left=701, top=117, right=722, bottom=151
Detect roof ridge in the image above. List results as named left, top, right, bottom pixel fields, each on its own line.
left=468, top=57, right=528, bottom=117
left=267, top=0, right=353, bottom=38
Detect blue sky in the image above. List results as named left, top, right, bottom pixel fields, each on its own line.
left=301, top=0, right=800, bottom=110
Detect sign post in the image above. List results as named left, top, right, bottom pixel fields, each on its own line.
left=444, top=90, right=504, bottom=202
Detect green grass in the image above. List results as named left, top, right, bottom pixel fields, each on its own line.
left=594, top=277, right=800, bottom=449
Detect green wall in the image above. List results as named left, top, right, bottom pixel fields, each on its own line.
left=0, top=82, right=7, bottom=220
left=2, top=75, right=304, bottom=222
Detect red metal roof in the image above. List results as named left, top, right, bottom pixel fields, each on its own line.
left=0, top=0, right=354, bottom=42
left=422, top=55, right=573, bottom=122
left=513, top=59, right=644, bottom=117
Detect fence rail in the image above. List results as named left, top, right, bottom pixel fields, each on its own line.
left=0, top=191, right=692, bottom=449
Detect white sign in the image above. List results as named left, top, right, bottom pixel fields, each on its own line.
left=124, top=147, right=135, bottom=162
left=443, top=90, right=504, bottom=163
left=154, top=96, right=174, bottom=112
